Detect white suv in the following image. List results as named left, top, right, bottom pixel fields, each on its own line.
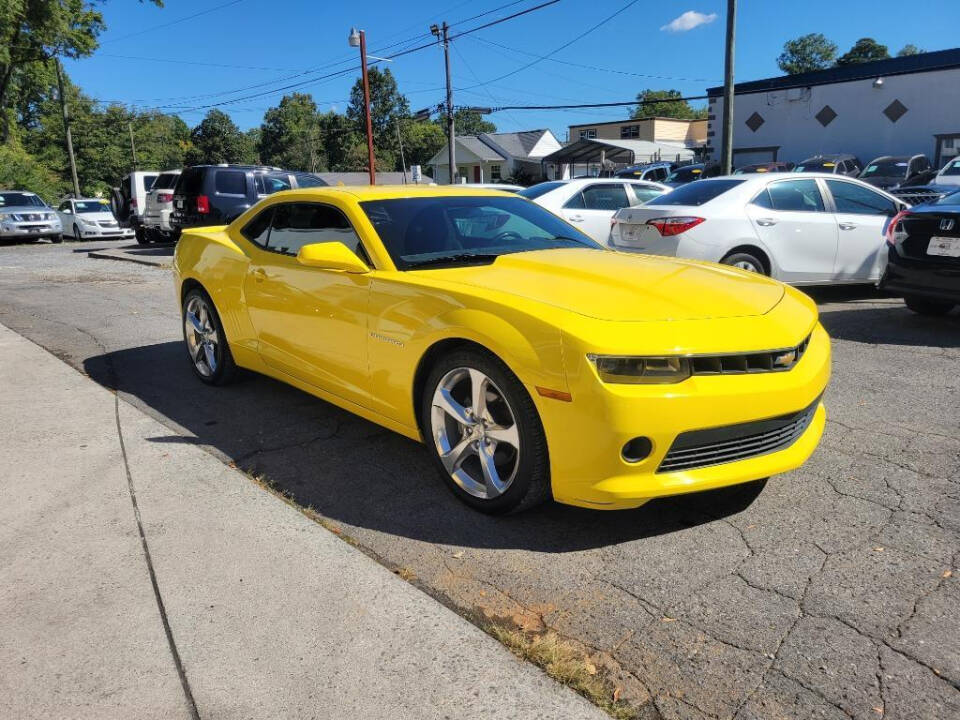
left=142, top=169, right=181, bottom=243
left=111, top=170, right=158, bottom=241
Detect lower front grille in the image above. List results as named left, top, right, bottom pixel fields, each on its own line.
left=657, top=398, right=820, bottom=473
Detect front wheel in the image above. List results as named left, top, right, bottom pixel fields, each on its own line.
left=135, top=224, right=148, bottom=245
left=904, top=295, right=955, bottom=316
left=721, top=250, right=767, bottom=275
left=421, top=349, right=550, bottom=514
left=51, top=234, right=63, bottom=244
left=182, top=289, right=236, bottom=385
left=73, top=223, right=81, bottom=241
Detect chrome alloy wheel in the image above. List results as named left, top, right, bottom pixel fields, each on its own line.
left=183, top=295, right=219, bottom=378
left=733, top=259, right=761, bottom=273
left=430, top=367, right=521, bottom=500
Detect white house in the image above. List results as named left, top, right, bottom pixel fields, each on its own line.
left=428, top=129, right=563, bottom=184
left=706, top=48, right=960, bottom=169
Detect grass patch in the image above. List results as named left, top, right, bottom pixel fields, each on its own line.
left=484, top=624, right=640, bottom=719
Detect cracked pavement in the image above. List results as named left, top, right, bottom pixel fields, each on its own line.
left=1, top=241, right=957, bottom=720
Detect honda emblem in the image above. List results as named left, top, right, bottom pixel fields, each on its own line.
left=940, top=218, right=956, bottom=231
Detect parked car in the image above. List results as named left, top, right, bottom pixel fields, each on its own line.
left=880, top=190, right=960, bottom=315
left=662, top=163, right=709, bottom=187
left=734, top=161, right=794, bottom=174
left=614, top=161, right=677, bottom=182
left=0, top=190, right=62, bottom=243
left=56, top=197, right=133, bottom=240
left=459, top=183, right=524, bottom=193
left=174, top=186, right=829, bottom=513
left=142, top=169, right=181, bottom=243
left=517, top=178, right=669, bottom=243
left=793, top=154, right=862, bottom=177
left=111, top=171, right=159, bottom=238
left=171, top=165, right=328, bottom=233
left=889, top=156, right=960, bottom=207
left=609, top=174, right=907, bottom=285
left=859, top=154, right=934, bottom=190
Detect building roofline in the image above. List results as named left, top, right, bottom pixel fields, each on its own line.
left=707, top=47, right=960, bottom=97
left=567, top=116, right=707, bottom=129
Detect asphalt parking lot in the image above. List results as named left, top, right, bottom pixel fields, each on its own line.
left=1, top=240, right=957, bottom=720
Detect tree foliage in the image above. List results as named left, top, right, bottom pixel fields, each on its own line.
left=836, top=37, right=890, bottom=66
left=777, top=33, right=837, bottom=74
left=897, top=44, right=923, bottom=57
left=184, top=109, right=253, bottom=166
left=446, top=109, right=496, bottom=136
left=631, top=89, right=707, bottom=120
left=258, top=93, right=323, bottom=171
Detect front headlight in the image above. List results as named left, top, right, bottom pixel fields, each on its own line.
left=588, top=355, right=691, bottom=384
left=0, top=212, right=15, bottom=221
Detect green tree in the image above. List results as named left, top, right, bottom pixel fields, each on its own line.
left=259, top=93, right=323, bottom=171
left=0, top=144, right=65, bottom=202
left=897, top=44, right=924, bottom=57
left=836, top=37, right=890, bottom=66
left=347, top=67, right=409, bottom=167
left=777, top=33, right=837, bottom=74
left=185, top=109, right=252, bottom=165
left=443, top=109, right=496, bottom=136
left=317, top=110, right=361, bottom=171
left=631, top=89, right=707, bottom=120
left=401, top=120, right=446, bottom=170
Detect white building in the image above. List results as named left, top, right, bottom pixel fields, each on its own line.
left=428, top=129, right=562, bottom=184
left=706, top=48, right=960, bottom=168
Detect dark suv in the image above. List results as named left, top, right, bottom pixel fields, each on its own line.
left=171, top=165, right=327, bottom=232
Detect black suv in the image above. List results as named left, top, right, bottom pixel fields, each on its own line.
left=171, top=165, right=327, bottom=232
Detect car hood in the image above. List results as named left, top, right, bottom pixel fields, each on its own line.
left=0, top=205, right=53, bottom=214
left=416, top=248, right=785, bottom=322
left=76, top=212, right=117, bottom=221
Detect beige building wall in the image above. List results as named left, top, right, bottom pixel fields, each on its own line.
left=568, top=117, right=707, bottom=145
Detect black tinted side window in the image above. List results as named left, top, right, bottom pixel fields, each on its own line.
left=267, top=203, right=363, bottom=257
left=751, top=188, right=774, bottom=209
left=826, top=180, right=895, bottom=215
left=242, top=207, right=273, bottom=247
left=580, top=184, right=629, bottom=211
left=767, top=180, right=825, bottom=212
left=215, top=170, right=247, bottom=195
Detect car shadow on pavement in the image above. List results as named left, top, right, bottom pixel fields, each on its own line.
left=83, top=341, right=765, bottom=553
left=817, top=304, right=960, bottom=348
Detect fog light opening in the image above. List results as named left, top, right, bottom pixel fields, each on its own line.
left=621, top=437, right=652, bottom=463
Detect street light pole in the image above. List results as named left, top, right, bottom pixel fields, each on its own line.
left=53, top=58, right=80, bottom=197
left=432, top=23, right=456, bottom=184
left=349, top=27, right=376, bottom=185
left=720, top=0, right=737, bottom=175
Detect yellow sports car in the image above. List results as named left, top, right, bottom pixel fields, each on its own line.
left=173, top=186, right=829, bottom=513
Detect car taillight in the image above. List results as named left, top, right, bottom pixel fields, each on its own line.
left=130, top=198, right=137, bottom=208
left=196, top=195, right=210, bottom=214
left=157, top=192, right=173, bottom=203
left=886, top=210, right=910, bottom=246
left=646, top=216, right=705, bottom=237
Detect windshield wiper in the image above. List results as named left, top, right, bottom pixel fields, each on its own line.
left=406, top=253, right=501, bottom=269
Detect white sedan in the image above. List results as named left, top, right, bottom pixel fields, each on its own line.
left=56, top=198, right=134, bottom=240
left=609, top=173, right=908, bottom=285
left=518, top=178, right=669, bottom=244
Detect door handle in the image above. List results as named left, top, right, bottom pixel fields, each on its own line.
left=756, top=218, right=777, bottom=227
left=839, top=222, right=857, bottom=231
left=252, top=268, right=267, bottom=282
left=568, top=214, right=584, bottom=222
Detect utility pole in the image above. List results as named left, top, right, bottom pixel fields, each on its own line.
left=395, top=118, right=408, bottom=184
left=432, top=22, right=456, bottom=184
left=128, top=122, right=139, bottom=171
left=720, top=0, right=737, bottom=175
left=348, top=27, right=376, bottom=185
left=54, top=58, right=80, bottom=197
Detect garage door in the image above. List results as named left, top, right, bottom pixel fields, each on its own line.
left=733, top=148, right=777, bottom=167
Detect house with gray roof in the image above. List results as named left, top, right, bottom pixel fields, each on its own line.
left=427, top=129, right=562, bottom=184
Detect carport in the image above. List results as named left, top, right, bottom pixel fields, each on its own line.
left=542, top=138, right=699, bottom=178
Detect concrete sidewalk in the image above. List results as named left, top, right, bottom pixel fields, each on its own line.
left=0, top=323, right=606, bottom=720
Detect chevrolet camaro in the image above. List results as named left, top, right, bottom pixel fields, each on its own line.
left=173, top=186, right=830, bottom=514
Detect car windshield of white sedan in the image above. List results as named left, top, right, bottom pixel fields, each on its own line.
left=940, top=160, right=960, bottom=177
left=360, top=196, right=601, bottom=269
left=0, top=192, right=45, bottom=208
left=75, top=201, right=110, bottom=214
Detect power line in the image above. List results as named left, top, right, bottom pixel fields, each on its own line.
left=101, top=0, right=249, bottom=44
left=484, top=94, right=710, bottom=111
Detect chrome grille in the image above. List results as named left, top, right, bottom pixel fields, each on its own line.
left=890, top=189, right=948, bottom=206
left=689, top=335, right=810, bottom=375
left=98, top=221, right=118, bottom=228
left=658, top=397, right=819, bottom=473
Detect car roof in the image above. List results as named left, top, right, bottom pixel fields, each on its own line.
left=70, top=197, right=109, bottom=202
left=263, top=185, right=524, bottom=201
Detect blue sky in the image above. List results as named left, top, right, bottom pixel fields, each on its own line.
left=64, top=0, right=959, bottom=140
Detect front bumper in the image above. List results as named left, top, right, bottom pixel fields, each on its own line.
left=879, top=247, right=960, bottom=304
left=144, top=208, right=175, bottom=232
left=0, top=223, right=61, bottom=239
left=539, top=322, right=830, bottom=510
left=72, top=224, right=135, bottom=239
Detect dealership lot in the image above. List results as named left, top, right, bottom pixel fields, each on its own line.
left=0, top=242, right=957, bottom=719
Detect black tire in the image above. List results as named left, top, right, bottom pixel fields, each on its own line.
left=72, top=223, right=81, bottom=241
left=181, top=288, right=237, bottom=386
left=420, top=348, right=550, bottom=514
left=135, top=224, right=148, bottom=245
left=721, top=250, right=767, bottom=275
left=904, top=295, right=955, bottom=316
left=50, top=234, right=63, bottom=244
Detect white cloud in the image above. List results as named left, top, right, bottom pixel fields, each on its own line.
left=660, top=10, right=718, bottom=33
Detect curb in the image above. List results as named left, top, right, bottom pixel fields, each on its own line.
left=88, top=249, right=171, bottom=268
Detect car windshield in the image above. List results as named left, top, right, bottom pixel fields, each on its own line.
left=645, top=179, right=744, bottom=206
left=664, top=166, right=702, bottom=183
left=940, top=160, right=960, bottom=177
left=795, top=160, right=838, bottom=172
left=360, top=195, right=601, bottom=270
left=0, top=192, right=45, bottom=208
left=861, top=160, right=909, bottom=178
left=153, top=173, right=180, bottom=189
left=75, top=200, right=110, bottom=214
left=517, top=181, right=566, bottom=199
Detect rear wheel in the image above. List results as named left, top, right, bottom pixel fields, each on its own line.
left=904, top=295, right=955, bottom=316
left=50, top=234, right=63, bottom=244
left=182, top=289, right=236, bottom=385
left=721, top=250, right=767, bottom=275
left=421, top=349, right=550, bottom=514
left=135, top=224, right=148, bottom=245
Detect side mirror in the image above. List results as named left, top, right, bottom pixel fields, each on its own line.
left=296, top=241, right=370, bottom=274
